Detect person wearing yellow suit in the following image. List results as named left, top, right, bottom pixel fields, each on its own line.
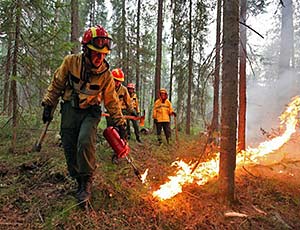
left=152, top=88, right=176, bottom=145
left=41, top=25, right=126, bottom=208
left=127, top=83, right=141, bottom=143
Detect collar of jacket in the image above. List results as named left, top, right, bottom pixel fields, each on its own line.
left=82, top=54, right=110, bottom=76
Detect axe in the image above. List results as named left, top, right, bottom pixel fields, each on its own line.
left=101, top=113, right=145, bottom=127
left=32, top=121, right=51, bottom=152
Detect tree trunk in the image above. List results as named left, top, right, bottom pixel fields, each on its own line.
left=186, top=0, right=193, bottom=135
left=211, top=0, right=221, bottom=134
left=154, top=0, right=163, bottom=100
left=136, top=0, right=141, bottom=94
left=121, top=0, right=127, bottom=75
left=3, top=30, right=12, bottom=113
left=10, top=0, right=21, bottom=153
left=71, top=0, right=80, bottom=54
left=279, top=0, right=294, bottom=74
left=238, top=0, right=247, bottom=152
left=169, top=0, right=176, bottom=102
left=219, top=0, right=239, bottom=204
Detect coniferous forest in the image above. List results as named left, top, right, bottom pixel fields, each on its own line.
left=1, top=0, right=300, bottom=229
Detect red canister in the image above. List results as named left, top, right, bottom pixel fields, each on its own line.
left=103, top=127, right=130, bottom=158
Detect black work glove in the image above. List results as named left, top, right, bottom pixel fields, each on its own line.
left=172, top=112, right=177, bottom=117
left=42, top=104, right=53, bottom=124
left=131, top=110, right=138, bottom=117
left=115, top=125, right=127, bottom=140
left=154, top=119, right=158, bottom=124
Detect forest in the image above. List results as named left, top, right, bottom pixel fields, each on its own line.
left=0, top=0, right=300, bottom=229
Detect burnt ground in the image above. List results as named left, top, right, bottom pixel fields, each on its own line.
left=0, top=127, right=300, bottom=230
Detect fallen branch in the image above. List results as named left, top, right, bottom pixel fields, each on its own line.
left=242, top=166, right=258, bottom=178
left=224, top=211, right=248, bottom=218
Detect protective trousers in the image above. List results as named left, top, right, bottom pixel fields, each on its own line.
left=156, top=122, right=171, bottom=144
left=60, top=101, right=101, bottom=179
left=127, top=119, right=140, bottom=140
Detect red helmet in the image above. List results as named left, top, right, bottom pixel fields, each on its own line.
left=111, top=68, right=125, bottom=82
left=81, top=25, right=112, bottom=54
left=127, top=83, right=135, bottom=89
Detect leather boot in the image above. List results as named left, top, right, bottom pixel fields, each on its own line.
left=77, top=176, right=93, bottom=206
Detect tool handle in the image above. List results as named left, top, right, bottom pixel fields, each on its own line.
left=32, top=121, right=50, bottom=152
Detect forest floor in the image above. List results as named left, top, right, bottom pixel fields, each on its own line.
left=0, top=121, right=300, bottom=230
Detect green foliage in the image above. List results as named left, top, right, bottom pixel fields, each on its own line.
left=1, top=0, right=215, bottom=149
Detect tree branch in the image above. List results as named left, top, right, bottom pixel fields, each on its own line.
left=239, top=21, right=264, bottom=39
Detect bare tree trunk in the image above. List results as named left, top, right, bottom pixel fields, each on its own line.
left=169, top=0, right=176, bottom=102
left=186, top=0, right=193, bottom=135
left=211, top=0, right=221, bottom=134
left=3, top=30, right=12, bottom=113
left=121, top=0, right=127, bottom=75
left=71, top=0, right=80, bottom=54
left=219, top=0, right=239, bottom=204
left=10, top=0, right=21, bottom=153
left=154, top=0, right=163, bottom=100
left=279, top=0, right=294, bottom=74
left=136, top=0, right=141, bottom=94
left=238, top=0, right=247, bottom=152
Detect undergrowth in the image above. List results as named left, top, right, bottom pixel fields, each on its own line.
left=0, top=120, right=300, bottom=229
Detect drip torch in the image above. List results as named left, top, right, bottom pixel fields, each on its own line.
left=103, top=126, right=143, bottom=182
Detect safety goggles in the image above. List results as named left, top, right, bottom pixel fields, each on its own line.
left=91, top=37, right=112, bottom=50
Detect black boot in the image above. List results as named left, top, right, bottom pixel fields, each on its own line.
left=136, top=136, right=142, bottom=143
left=75, top=177, right=82, bottom=197
left=77, top=176, right=93, bottom=207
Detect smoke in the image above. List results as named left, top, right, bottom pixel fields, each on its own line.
left=246, top=69, right=299, bottom=146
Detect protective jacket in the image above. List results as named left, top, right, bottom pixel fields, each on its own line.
left=116, top=85, right=134, bottom=113
left=42, top=53, right=125, bottom=125
left=152, top=98, right=174, bottom=122
left=130, top=93, right=140, bottom=113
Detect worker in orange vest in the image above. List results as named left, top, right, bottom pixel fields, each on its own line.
left=152, top=88, right=176, bottom=145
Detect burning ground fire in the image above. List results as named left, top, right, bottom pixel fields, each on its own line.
left=152, top=96, right=300, bottom=201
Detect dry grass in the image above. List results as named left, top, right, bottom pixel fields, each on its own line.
left=0, top=128, right=300, bottom=229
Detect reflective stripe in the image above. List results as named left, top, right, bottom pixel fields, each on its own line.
left=91, top=27, right=97, bottom=38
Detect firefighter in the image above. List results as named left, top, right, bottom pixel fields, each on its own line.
left=105, top=68, right=134, bottom=129
left=41, top=25, right=126, bottom=208
left=127, top=83, right=142, bottom=143
left=152, top=88, right=176, bottom=145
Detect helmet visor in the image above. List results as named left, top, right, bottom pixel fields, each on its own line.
left=91, top=37, right=112, bottom=50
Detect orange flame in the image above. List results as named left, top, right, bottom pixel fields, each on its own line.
left=153, top=96, right=300, bottom=200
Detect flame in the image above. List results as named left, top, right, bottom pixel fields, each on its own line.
left=141, top=168, right=149, bottom=184
left=153, top=96, right=300, bottom=200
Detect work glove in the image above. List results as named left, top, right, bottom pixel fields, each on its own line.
left=154, top=119, right=158, bottom=124
left=131, top=110, right=138, bottom=117
left=42, top=104, right=53, bottom=124
left=115, top=125, right=127, bottom=140
left=172, top=112, right=177, bottom=117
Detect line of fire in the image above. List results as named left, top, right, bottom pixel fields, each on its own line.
left=149, top=96, right=300, bottom=201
